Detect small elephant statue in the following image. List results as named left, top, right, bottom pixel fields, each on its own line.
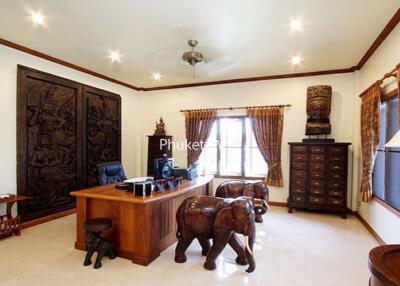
left=83, top=231, right=116, bottom=269
left=175, top=196, right=256, bottom=273
left=215, top=180, right=269, bottom=223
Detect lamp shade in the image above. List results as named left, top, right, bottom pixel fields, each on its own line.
left=385, top=130, right=400, bottom=148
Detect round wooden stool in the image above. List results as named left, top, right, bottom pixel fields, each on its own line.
left=83, top=218, right=116, bottom=269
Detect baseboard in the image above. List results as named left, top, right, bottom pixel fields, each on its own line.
left=20, top=208, right=76, bottom=230
left=269, top=201, right=288, bottom=207
left=353, top=211, right=385, bottom=246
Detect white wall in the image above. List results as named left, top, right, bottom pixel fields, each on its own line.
left=140, top=73, right=356, bottom=205
left=353, top=24, right=400, bottom=244
left=0, top=45, right=141, bottom=200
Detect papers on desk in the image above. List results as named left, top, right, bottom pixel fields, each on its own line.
left=0, top=194, right=11, bottom=199
left=124, top=177, right=153, bottom=183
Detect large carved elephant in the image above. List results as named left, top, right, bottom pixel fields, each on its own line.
left=215, top=180, right=269, bottom=223
left=174, top=196, right=256, bottom=273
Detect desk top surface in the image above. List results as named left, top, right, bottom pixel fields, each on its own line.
left=70, top=176, right=213, bottom=204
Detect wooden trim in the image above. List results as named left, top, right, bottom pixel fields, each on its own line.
left=269, top=201, right=288, bottom=207
left=0, top=38, right=144, bottom=91
left=354, top=211, right=386, bottom=245
left=143, top=68, right=354, bottom=91
left=20, top=208, right=76, bottom=230
left=0, top=9, right=398, bottom=91
left=372, top=195, right=400, bottom=218
left=381, top=88, right=398, bottom=102
left=355, top=9, right=400, bottom=70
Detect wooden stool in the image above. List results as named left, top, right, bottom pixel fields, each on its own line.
left=83, top=218, right=116, bottom=269
left=0, top=195, right=28, bottom=239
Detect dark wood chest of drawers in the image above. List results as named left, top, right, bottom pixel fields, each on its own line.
left=288, top=142, right=351, bottom=218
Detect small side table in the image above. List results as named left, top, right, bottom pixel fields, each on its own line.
left=0, top=195, right=28, bottom=239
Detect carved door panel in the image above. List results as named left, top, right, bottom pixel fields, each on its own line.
left=17, top=66, right=82, bottom=221
left=83, top=86, right=121, bottom=187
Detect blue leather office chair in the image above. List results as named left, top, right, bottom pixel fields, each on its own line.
left=97, top=162, right=127, bottom=185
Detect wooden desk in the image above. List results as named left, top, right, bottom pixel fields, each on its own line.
left=71, top=176, right=213, bottom=266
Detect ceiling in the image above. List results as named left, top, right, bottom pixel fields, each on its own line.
left=0, top=0, right=399, bottom=88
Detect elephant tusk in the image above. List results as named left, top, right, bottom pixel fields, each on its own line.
left=244, top=236, right=253, bottom=256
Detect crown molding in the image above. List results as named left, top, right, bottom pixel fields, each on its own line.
left=0, top=8, right=398, bottom=91
left=0, top=38, right=145, bottom=91
left=142, top=68, right=354, bottom=91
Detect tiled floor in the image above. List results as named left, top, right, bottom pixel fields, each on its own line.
left=0, top=207, right=377, bottom=286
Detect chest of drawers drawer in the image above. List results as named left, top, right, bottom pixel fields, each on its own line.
left=311, top=155, right=325, bottom=163
left=291, top=146, right=307, bottom=153
left=327, top=190, right=344, bottom=197
left=310, top=163, right=325, bottom=171
left=292, top=154, right=307, bottom=162
left=310, top=171, right=325, bottom=179
left=292, top=162, right=307, bottom=170
left=309, top=196, right=325, bottom=205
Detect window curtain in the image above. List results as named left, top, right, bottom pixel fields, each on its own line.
left=184, top=109, right=217, bottom=167
left=247, top=107, right=284, bottom=187
left=360, top=83, right=381, bottom=202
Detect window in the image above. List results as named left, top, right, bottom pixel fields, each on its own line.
left=197, top=117, right=268, bottom=178
left=372, top=96, right=400, bottom=211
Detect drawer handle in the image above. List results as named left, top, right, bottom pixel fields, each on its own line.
left=314, top=199, right=320, bottom=202
left=296, top=189, right=302, bottom=193
left=315, top=182, right=320, bottom=186
left=296, top=197, right=301, bottom=201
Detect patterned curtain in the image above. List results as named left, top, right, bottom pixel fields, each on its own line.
left=247, top=107, right=284, bottom=187
left=184, top=109, right=217, bottom=167
left=360, top=83, right=381, bottom=202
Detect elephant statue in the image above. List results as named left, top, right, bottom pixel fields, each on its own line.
left=215, top=180, right=269, bottom=223
left=83, top=231, right=116, bottom=269
left=175, top=196, right=256, bottom=273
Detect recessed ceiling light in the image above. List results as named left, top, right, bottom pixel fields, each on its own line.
left=291, top=56, right=302, bottom=65
left=291, top=18, right=303, bottom=32
left=109, top=51, right=121, bottom=63
left=152, top=72, right=162, bottom=81
left=30, top=11, right=45, bottom=25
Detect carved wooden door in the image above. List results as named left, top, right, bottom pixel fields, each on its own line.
left=17, top=66, right=83, bottom=221
left=82, top=86, right=121, bottom=187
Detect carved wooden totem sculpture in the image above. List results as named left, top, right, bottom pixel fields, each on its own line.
left=305, top=85, right=332, bottom=135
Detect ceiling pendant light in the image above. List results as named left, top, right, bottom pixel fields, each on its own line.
left=182, top=40, right=204, bottom=79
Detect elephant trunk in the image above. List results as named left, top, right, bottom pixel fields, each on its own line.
left=244, top=234, right=255, bottom=273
